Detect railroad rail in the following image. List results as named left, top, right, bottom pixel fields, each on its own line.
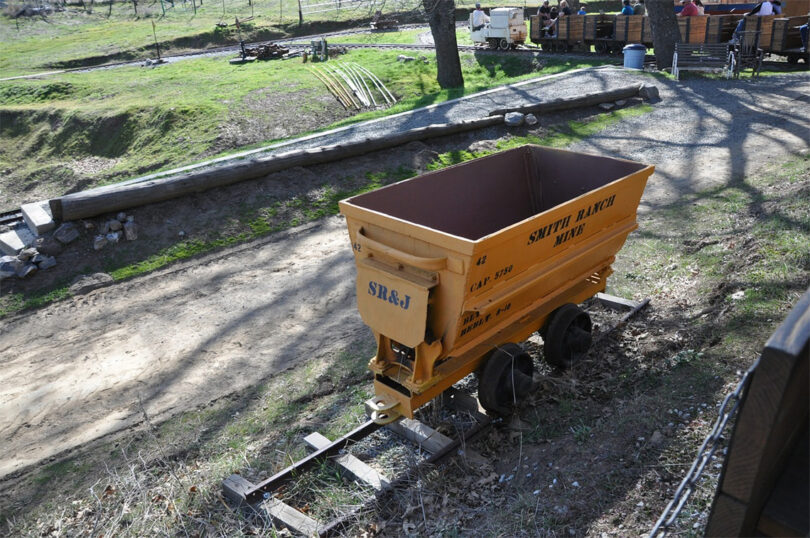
left=0, top=209, right=24, bottom=228
left=222, top=293, right=648, bottom=536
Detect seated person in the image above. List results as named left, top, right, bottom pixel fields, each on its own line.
left=679, top=0, right=699, bottom=17
left=747, top=0, right=774, bottom=16
left=560, top=0, right=572, bottom=16
left=633, top=0, right=646, bottom=15
left=621, top=0, right=634, bottom=15
left=577, top=5, right=587, bottom=14
left=538, top=0, right=552, bottom=24
left=800, top=22, right=808, bottom=52
left=472, top=3, right=490, bottom=31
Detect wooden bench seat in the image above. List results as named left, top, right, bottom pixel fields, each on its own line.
left=672, top=42, right=732, bottom=80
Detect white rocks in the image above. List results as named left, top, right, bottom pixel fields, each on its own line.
left=69, top=273, right=113, bottom=295
left=109, top=219, right=123, bottom=232
left=599, top=102, right=615, bottom=111
left=18, top=247, right=37, bottom=262
left=525, top=113, right=539, bottom=126
left=21, top=201, right=55, bottom=235
left=16, top=263, right=37, bottom=278
left=615, top=99, right=627, bottom=106
left=0, top=256, right=21, bottom=280
left=650, top=430, right=664, bottom=445
left=106, top=232, right=120, bottom=244
left=116, top=212, right=127, bottom=222
left=93, top=235, right=108, bottom=251
left=0, top=227, right=35, bottom=255
left=731, top=290, right=745, bottom=300
left=54, top=222, right=80, bottom=244
left=504, top=112, right=525, bottom=126
left=123, top=220, right=138, bottom=241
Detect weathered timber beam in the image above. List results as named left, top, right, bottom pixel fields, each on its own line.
left=489, top=83, right=643, bottom=117
left=50, top=115, right=504, bottom=221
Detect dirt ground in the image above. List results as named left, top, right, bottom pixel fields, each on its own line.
left=1, top=75, right=809, bottom=534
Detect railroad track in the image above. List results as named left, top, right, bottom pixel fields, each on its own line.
left=222, top=293, right=648, bottom=536
left=0, top=209, right=24, bottom=228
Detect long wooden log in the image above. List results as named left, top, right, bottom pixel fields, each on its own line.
left=50, top=115, right=505, bottom=221
left=489, top=83, right=643, bottom=117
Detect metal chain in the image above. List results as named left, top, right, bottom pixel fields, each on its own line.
left=649, top=361, right=757, bottom=537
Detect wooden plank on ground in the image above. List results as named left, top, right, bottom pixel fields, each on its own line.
left=595, top=292, right=640, bottom=310
left=303, top=432, right=391, bottom=491
left=265, top=498, right=320, bottom=536
left=222, top=473, right=254, bottom=505
left=387, top=418, right=454, bottom=454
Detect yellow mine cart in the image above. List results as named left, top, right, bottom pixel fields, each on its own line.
left=339, top=145, right=654, bottom=422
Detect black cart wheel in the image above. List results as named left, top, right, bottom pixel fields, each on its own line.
left=488, top=38, right=498, bottom=49
left=594, top=41, right=608, bottom=54
left=543, top=303, right=592, bottom=368
left=499, top=38, right=511, bottom=51
left=787, top=54, right=799, bottom=65
left=478, top=343, right=534, bottom=415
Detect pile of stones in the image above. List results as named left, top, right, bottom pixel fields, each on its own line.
left=92, top=212, right=138, bottom=250
left=0, top=222, right=76, bottom=281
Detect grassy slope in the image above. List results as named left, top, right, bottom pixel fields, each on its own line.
left=0, top=49, right=613, bottom=203
left=3, top=149, right=807, bottom=536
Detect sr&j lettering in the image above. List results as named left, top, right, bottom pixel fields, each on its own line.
left=367, top=281, right=411, bottom=310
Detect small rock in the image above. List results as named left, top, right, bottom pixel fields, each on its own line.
left=178, top=230, right=186, bottom=237
left=37, top=255, right=57, bottom=270
left=524, top=113, right=539, bottom=126
left=504, top=111, right=525, bottom=127
left=599, top=102, right=615, bottom=110
left=106, top=232, right=120, bottom=244
left=93, top=235, right=108, bottom=251
left=572, top=481, right=580, bottom=487
left=31, top=253, right=46, bottom=264
left=126, top=215, right=135, bottom=223
left=109, top=219, right=123, bottom=232
left=16, top=262, right=37, bottom=279
left=54, top=222, right=80, bottom=244
left=1, top=255, right=22, bottom=279
left=123, top=220, right=138, bottom=241
left=731, top=290, right=745, bottom=300
left=34, top=236, right=63, bottom=256
left=639, top=84, right=660, bottom=102
left=17, top=247, right=38, bottom=262
left=116, top=212, right=127, bottom=222
left=397, top=54, right=415, bottom=62
left=650, top=430, right=664, bottom=445
left=82, top=220, right=95, bottom=230
left=99, top=221, right=111, bottom=234
left=69, top=272, right=113, bottom=295
left=615, top=99, right=627, bottom=106
left=533, top=489, right=541, bottom=495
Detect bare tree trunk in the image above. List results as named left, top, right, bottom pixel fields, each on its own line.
left=646, top=0, right=680, bottom=69
left=423, top=0, right=464, bottom=89
left=108, top=0, right=113, bottom=17
left=131, top=0, right=138, bottom=15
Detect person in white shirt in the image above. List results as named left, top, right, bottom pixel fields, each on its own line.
left=472, top=3, right=490, bottom=31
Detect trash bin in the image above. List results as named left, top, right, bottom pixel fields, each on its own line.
left=623, top=43, right=646, bottom=70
